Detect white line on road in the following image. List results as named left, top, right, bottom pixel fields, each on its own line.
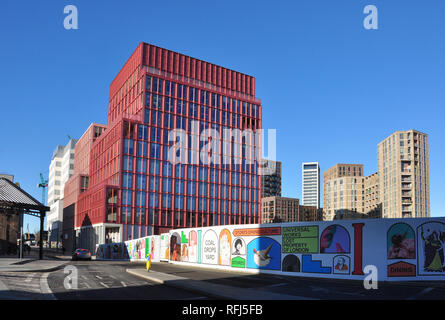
left=0, top=278, right=8, bottom=292
left=262, top=283, right=288, bottom=288
left=407, top=287, right=435, bottom=300
left=121, top=281, right=127, bottom=287
left=95, top=275, right=103, bottom=280
left=99, top=282, right=109, bottom=288
left=25, top=273, right=36, bottom=283
left=40, top=273, right=56, bottom=300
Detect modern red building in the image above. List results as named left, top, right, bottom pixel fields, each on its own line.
left=74, top=42, right=262, bottom=250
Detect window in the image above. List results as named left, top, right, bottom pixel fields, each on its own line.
left=145, top=92, right=151, bottom=106
left=189, top=87, right=198, bottom=102
left=146, top=76, right=152, bottom=90
left=201, top=90, right=209, bottom=105
left=136, top=174, right=146, bottom=190
left=121, top=190, right=132, bottom=206
left=165, top=97, right=174, bottom=112
left=123, top=156, right=133, bottom=171
left=122, top=173, right=133, bottom=188
left=177, top=84, right=186, bottom=99
left=150, top=144, right=161, bottom=159
left=124, top=139, right=134, bottom=155
left=138, top=125, right=148, bottom=140
left=165, top=80, right=175, bottom=96
left=152, top=78, right=163, bottom=93
left=136, top=158, right=147, bottom=173
left=152, top=94, right=162, bottom=109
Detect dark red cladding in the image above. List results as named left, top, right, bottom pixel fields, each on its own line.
left=76, top=42, right=262, bottom=238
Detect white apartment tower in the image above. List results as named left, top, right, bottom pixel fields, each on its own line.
left=302, top=162, right=320, bottom=208
left=47, top=139, right=77, bottom=246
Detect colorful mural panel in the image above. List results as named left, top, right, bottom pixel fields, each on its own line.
left=333, top=255, right=350, bottom=275
left=282, top=254, right=301, bottom=272
left=282, top=226, right=318, bottom=254
left=219, top=229, right=232, bottom=266
left=246, top=237, right=281, bottom=270
left=188, top=230, right=198, bottom=263
left=202, top=229, right=218, bottom=265
left=387, top=223, right=415, bottom=259
left=320, top=225, right=350, bottom=254
left=170, top=232, right=181, bottom=262
left=301, top=255, right=331, bottom=274
left=417, top=221, right=445, bottom=275
left=97, top=217, right=445, bottom=281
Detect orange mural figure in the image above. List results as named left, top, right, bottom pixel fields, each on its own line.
left=219, top=229, right=232, bottom=266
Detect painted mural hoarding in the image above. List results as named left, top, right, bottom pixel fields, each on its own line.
left=168, top=218, right=445, bottom=281
left=96, top=235, right=161, bottom=262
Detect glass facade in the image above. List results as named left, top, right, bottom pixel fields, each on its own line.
left=118, top=74, right=261, bottom=232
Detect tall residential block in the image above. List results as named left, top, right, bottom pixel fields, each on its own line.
left=377, top=130, right=430, bottom=218
left=302, top=162, right=320, bottom=208
left=364, top=171, right=381, bottom=218
left=74, top=43, right=262, bottom=251
left=261, top=196, right=299, bottom=223
left=47, top=139, right=77, bottom=245
left=323, top=164, right=365, bottom=221
left=261, top=160, right=281, bottom=197
left=261, top=196, right=319, bottom=223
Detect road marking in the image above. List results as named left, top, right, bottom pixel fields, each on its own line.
left=95, top=275, right=103, bottom=280
left=25, top=273, right=36, bottom=283
left=81, top=276, right=88, bottom=280
left=99, top=282, right=109, bottom=288
left=121, top=281, right=127, bottom=287
left=40, top=273, right=56, bottom=300
left=0, top=278, right=8, bottom=292
left=262, top=283, right=287, bottom=288
left=407, top=287, right=435, bottom=300
left=310, top=286, right=330, bottom=294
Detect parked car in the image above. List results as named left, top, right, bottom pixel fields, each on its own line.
left=72, top=248, right=92, bottom=261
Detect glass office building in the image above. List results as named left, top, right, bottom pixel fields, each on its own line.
left=75, top=43, right=262, bottom=246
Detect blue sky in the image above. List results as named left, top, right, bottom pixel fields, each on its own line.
left=1, top=0, right=444, bottom=231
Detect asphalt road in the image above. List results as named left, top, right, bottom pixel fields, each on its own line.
left=46, top=260, right=210, bottom=300
left=145, top=262, right=445, bottom=300
left=2, top=259, right=445, bottom=300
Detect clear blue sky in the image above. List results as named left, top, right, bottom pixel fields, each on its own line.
left=1, top=0, right=444, bottom=232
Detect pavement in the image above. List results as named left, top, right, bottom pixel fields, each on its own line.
left=0, top=249, right=71, bottom=272
left=0, top=258, right=69, bottom=272
left=126, top=267, right=317, bottom=300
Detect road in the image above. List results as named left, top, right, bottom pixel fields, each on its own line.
left=1, top=259, right=445, bottom=300
left=146, top=262, right=445, bottom=300
left=46, top=260, right=209, bottom=300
